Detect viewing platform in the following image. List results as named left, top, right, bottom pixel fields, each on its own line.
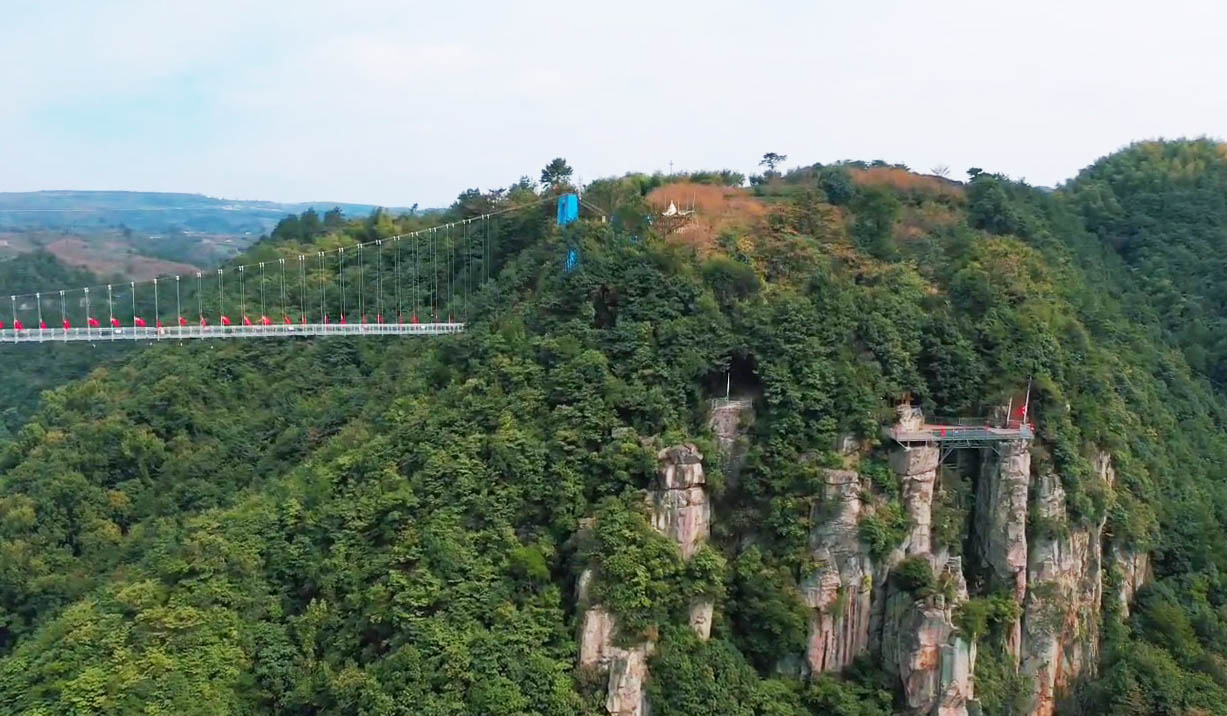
left=884, top=405, right=1033, bottom=453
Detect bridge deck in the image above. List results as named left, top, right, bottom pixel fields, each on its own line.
left=884, top=422, right=1033, bottom=447
left=0, top=322, right=465, bottom=343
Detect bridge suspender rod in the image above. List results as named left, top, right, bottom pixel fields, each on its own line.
left=279, top=259, right=287, bottom=323
left=85, top=288, right=91, bottom=338
left=107, top=284, right=115, bottom=340
left=413, top=232, right=419, bottom=322
left=196, top=272, right=203, bottom=326
left=36, top=293, right=42, bottom=333
left=298, top=256, right=306, bottom=323
left=340, top=248, right=347, bottom=322
left=60, top=290, right=66, bottom=332
left=175, top=276, right=181, bottom=327
left=319, top=252, right=326, bottom=323
left=357, top=243, right=364, bottom=324
left=395, top=238, right=402, bottom=323
left=130, top=281, right=136, bottom=328
left=260, top=262, right=267, bottom=322
left=376, top=240, right=383, bottom=323
left=463, top=220, right=469, bottom=322
left=217, top=270, right=224, bottom=325
left=9, top=295, right=14, bottom=342
left=153, top=279, right=159, bottom=334
left=446, top=224, right=452, bottom=322
left=238, top=266, right=245, bottom=321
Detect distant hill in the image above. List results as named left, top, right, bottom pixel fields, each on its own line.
left=0, top=190, right=416, bottom=235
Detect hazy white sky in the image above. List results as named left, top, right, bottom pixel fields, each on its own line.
left=1, top=0, right=1224, bottom=206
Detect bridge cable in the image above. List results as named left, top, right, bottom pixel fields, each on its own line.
left=175, top=276, right=181, bottom=327
left=260, top=262, right=267, bottom=323
left=196, top=272, right=203, bottom=324
left=9, top=295, right=14, bottom=341
left=358, top=242, right=365, bottom=324
left=217, top=269, right=224, bottom=325
left=413, top=232, right=419, bottom=322
left=238, top=266, right=246, bottom=322
left=108, top=284, right=115, bottom=339
left=298, top=256, right=306, bottom=323
left=59, top=290, right=66, bottom=332
left=395, top=237, right=402, bottom=323
left=36, top=292, right=43, bottom=333
left=279, top=259, right=287, bottom=323
left=130, top=281, right=137, bottom=329
left=153, top=278, right=159, bottom=334
left=377, top=239, right=383, bottom=323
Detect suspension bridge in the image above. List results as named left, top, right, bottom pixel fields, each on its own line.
left=0, top=197, right=560, bottom=344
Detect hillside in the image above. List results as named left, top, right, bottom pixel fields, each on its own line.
left=2, top=145, right=1227, bottom=716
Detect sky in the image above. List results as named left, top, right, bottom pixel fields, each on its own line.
left=1, top=0, right=1224, bottom=207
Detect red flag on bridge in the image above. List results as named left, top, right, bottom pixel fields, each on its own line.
left=221, top=315, right=232, bottom=326
left=411, top=313, right=419, bottom=324
left=377, top=314, right=384, bottom=324
left=63, top=319, right=71, bottom=330
left=199, top=316, right=208, bottom=327
left=110, top=317, right=119, bottom=328
left=134, top=317, right=146, bottom=328
left=1015, top=403, right=1028, bottom=420
left=14, top=319, right=24, bottom=331
left=261, top=315, right=271, bottom=326
left=179, top=316, right=188, bottom=327
left=284, top=315, right=291, bottom=325
left=242, top=316, right=252, bottom=326
left=88, top=317, right=101, bottom=328
left=39, top=321, right=46, bottom=330
left=340, top=314, right=346, bottom=324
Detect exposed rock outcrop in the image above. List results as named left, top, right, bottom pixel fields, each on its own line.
left=802, top=469, right=876, bottom=673
left=709, top=397, right=753, bottom=482
left=892, top=446, right=940, bottom=556
left=577, top=443, right=718, bottom=715
left=976, top=439, right=1031, bottom=657
left=651, top=444, right=710, bottom=560
left=880, top=569, right=978, bottom=716
left=1020, top=452, right=1149, bottom=716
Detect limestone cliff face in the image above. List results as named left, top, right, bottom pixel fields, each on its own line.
left=1018, top=452, right=1150, bottom=716
left=975, top=440, right=1031, bottom=659
left=577, top=443, right=716, bottom=715
left=892, top=446, right=940, bottom=556
left=880, top=587, right=977, bottom=716
left=651, top=444, right=710, bottom=560
left=801, top=469, right=877, bottom=674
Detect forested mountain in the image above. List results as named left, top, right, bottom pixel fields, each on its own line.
left=3, top=143, right=1227, bottom=715
left=0, top=253, right=131, bottom=437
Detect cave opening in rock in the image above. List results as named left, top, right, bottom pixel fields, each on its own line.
left=707, top=352, right=761, bottom=401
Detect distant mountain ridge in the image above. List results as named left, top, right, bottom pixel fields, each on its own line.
left=0, top=190, right=416, bottom=235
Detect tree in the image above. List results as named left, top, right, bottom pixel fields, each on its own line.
left=540, top=158, right=573, bottom=190
left=759, top=152, right=788, bottom=173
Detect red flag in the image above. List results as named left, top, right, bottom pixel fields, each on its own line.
left=1015, top=403, right=1028, bottom=420
left=324, top=314, right=329, bottom=324
left=14, top=319, right=24, bottom=331
left=411, top=313, right=419, bottom=324
left=377, top=314, right=384, bottom=324
left=221, top=315, right=232, bottom=326
left=88, top=317, right=101, bottom=328
left=0, top=321, right=5, bottom=330
left=340, top=314, right=346, bottom=324
left=134, top=317, right=146, bottom=328
left=110, top=317, right=119, bottom=328
left=179, top=316, right=188, bottom=327
left=156, top=319, right=162, bottom=329
left=199, top=316, right=208, bottom=327
left=261, top=315, right=271, bottom=326
left=242, top=316, right=252, bottom=326
left=39, top=321, right=47, bottom=330
left=284, top=315, right=291, bottom=325
left=361, top=314, right=367, bottom=324
left=63, top=319, right=71, bottom=330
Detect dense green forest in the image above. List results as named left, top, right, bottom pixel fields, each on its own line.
left=3, top=142, right=1227, bottom=715
left=0, top=253, right=129, bottom=437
